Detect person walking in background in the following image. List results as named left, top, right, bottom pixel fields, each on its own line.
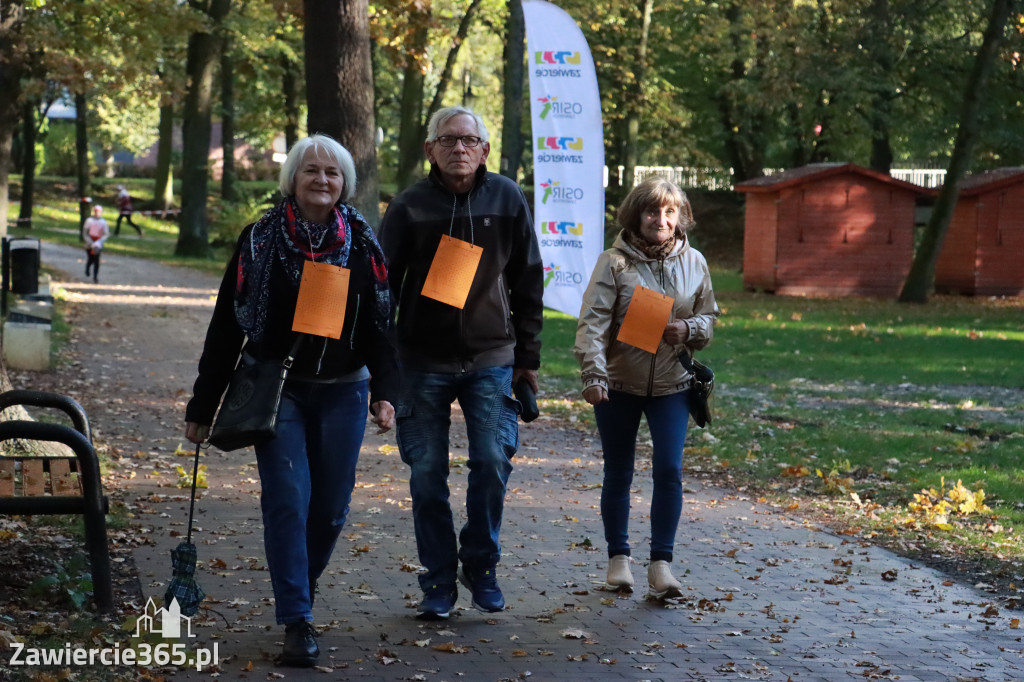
left=379, top=106, right=544, bottom=620
left=115, top=185, right=143, bottom=236
left=183, top=134, right=399, bottom=667
left=574, top=176, right=719, bottom=600
left=82, top=204, right=110, bottom=283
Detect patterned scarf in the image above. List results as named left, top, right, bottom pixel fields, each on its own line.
left=234, top=197, right=390, bottom=343
left=623, top=227, right=679, bottom=261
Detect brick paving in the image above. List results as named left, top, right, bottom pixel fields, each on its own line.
left=38, top=243, right=1024, bottom=681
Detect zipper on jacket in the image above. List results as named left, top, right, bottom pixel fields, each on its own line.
left=349, top=294, right=361, bottom=350
left=647, top=258, right=666, bottom=395
left=315, top=338, right=328, bottom=375
left=498, top=274, right=512, bottom=338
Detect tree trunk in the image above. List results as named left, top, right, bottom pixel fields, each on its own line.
left=75, top=92, right=89, bottom=240
left=899, top=0, right=1012, bottom=303
left=623, top=0, right=653, bottom=190
left=18, top=100, right=36, bottom=229
left=282, top=55, right=300, bottom=151
left=396, top=19, right=428, bottom=192
left=0, top=0, right=25, bottom=238
left=220, top=34, right=238, bottom=202
left=154, top=101, right=175, bottom=213
left=866, top=0, right=894, bottom=174
left=500, top=0, right=525, bottom=182
left=716, top=3, right=765, bottom=182
left=176, top=0, right=231, bottom=258
left=304, top=0, right=380, bottom=225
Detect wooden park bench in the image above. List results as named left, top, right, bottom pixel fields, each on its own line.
left=0, top=389, right=113, bottom=611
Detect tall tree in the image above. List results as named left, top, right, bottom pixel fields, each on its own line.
left=154, top=96, right=176, bottom=213
left=74, top=91, right=89, bottom=237
left=0, top=0, right=28, bottom=238
left=305, top=0, right=380, bottom=224
left=900, top=0, right=1015, bottom=303
left=622, top=0, right=653, bottom=190
left=220, top=33, right=238, bottom=202
left=176, top=0, right=231, bottom=258
left=282, top=54, right=301, bottom=150
left=499, top=0, right=525, bottom=181
left=394, top=11, right=429, bottom=192
left=18, top=100, right=38, bottom=229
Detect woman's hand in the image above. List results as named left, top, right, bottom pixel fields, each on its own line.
left=371, top=400, right=395, bottom=434
left=582, top=385, right=609, bottom=405
left=662, top=318, right=690, bottom=346
left=184, top=421, right=209, bottom=444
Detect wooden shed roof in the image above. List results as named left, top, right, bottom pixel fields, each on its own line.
left=734, top=162, right=932, bottom=195
left=956, top=167, right=1024, bottom=196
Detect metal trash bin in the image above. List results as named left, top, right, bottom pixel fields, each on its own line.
left=7, top=237, right=41, bottom=295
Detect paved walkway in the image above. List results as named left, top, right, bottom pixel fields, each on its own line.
left=35, top=242, right=1024, bottom=681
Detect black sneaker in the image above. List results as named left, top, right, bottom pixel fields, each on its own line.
left=417, top=583, right=458, bottom=620
left=281, top=621, right=319, bottom=667
left=458, top=566, right=505, bottom=612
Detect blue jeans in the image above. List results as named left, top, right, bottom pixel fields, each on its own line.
left=593, top=390, right=690, bottom=563
left=396, top=366, right=518, bottom=590
left=254, top=378, right=369, bottom=624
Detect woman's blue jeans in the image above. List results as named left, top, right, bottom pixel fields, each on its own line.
left=254, top=378, right=369, bottom=624
left=593, top=389, right=690, bottom=563
left=396, top=366, right=518, bottom=590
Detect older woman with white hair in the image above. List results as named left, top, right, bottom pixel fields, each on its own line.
left=184, top=134, right=398, bottom=667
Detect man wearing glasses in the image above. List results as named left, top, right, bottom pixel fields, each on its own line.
left=380, top=106, right=543, bottom=620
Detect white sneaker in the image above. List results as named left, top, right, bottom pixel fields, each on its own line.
left=647, top=560, right=682, bottom=599
left=606, top=555, right=634, bottom=591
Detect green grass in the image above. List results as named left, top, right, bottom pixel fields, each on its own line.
left=538, top=268, right=1024, bottom=571
left=10, top=176, right=275, bottom=276
left=12, top=177, right=1024, bottom=582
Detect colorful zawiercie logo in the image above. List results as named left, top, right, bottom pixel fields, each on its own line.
left=541, top=220, right=583, bottom=235
left=537, top=95, right=584, bottom=120
left=535, top=51, right=581, bottom=64
left=537, top=137, right=583, bottom=151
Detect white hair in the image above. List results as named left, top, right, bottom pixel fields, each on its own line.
left=425, top=106, right=490, bottom=144
left=278, top=134, right=357, bottom=202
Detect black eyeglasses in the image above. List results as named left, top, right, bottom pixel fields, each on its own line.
left=435, top=135, right=482, bottom=148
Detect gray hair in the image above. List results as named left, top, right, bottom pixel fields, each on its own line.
left=425, top=106, right=490, bottom=144
left=278, top=134, right=357, bottom=202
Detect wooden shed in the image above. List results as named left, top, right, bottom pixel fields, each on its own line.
left=736, top=163, right=930, bottom=297
left=934, top=167, right=1024, bottom=296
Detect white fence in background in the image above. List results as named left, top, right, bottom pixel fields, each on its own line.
left=608, top=165, right=948, bottom=190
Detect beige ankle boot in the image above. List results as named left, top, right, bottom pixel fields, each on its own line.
left=606, top=555, right=634, bottom=591
left=647, top=560, right=682, bottom=599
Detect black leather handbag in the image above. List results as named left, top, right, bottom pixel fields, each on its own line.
left=208, top=337, right=303, bottom=451
left=679, top=352, right=714, bottom=428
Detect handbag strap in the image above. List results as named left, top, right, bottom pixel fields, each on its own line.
left=282, top=334, right=304, bottom=370
left=187, top=443, right=202, bottom=544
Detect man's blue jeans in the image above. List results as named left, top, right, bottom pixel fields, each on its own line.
left=593, top=389, right=690, bottom=563
left=254, top=378, right=369, bottom=624
left=396, top=366, right=518, bottom=590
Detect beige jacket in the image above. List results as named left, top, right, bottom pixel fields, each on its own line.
left=574, top=232, right=719, bottom=396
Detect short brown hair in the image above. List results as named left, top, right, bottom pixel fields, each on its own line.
left=617, top=176, right=695, bottom=237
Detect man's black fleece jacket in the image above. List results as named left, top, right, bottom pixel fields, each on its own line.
left=379, top=165, right=544, bottom=374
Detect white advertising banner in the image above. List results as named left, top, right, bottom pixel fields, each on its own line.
left=523, top=0, right=604, bottom=319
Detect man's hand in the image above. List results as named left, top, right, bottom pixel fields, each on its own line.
left=582, top=385, right=609, bottom=405
left=371, top=400, right=396, bottom=434
left=662, top=318, right=690, bottom=346
left=184, top=421, right=209, bottom=444
left=512, top=368, right=539, bottom=392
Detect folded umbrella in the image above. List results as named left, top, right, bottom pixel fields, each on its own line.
left=164, top=443, right=206, bottom=616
